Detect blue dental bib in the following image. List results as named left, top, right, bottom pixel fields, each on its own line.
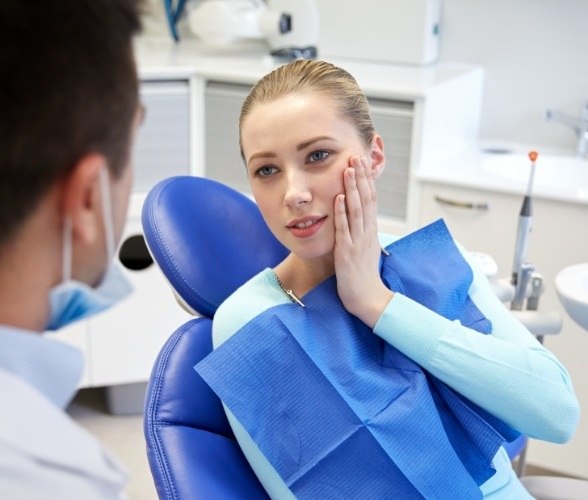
left=196, top=219, right=519, bottom=499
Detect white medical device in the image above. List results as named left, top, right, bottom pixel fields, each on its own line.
left=186, top=0, right=319, bottom=58
left=314, top=0, right=440, bottom=66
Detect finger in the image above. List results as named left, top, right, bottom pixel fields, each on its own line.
left=363, top=159, right=379, bottom=232
left=343, top=166, right=364, bottom=235
left=362, top=156, right=378, bottom=202
left=353, top=157, right=372, bottom=229
left=334, top=193, right=351, bottom=247
left=353, top=156, right=377, bottom=233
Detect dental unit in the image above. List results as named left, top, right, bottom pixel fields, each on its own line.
left=163, top=0, right=319, bottom=60
left=510, top=151, right=538, bottom=312
left=488, top=152, right=562, bottom=349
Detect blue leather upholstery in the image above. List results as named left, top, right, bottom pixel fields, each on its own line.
left=141, top=175, right=288, bottom=318
left=143, top=318, right=269, bottom=499
left=142, top=176, right=287, bottom=499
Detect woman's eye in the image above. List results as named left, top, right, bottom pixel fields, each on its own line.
left=255, top=166, right=278, bottom=177
left=308, top=150, right=329, bottom=163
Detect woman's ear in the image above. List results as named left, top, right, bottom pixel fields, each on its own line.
left=60, top=153, right=106, bottom=246
left=368, top=134, right=385, bottom=179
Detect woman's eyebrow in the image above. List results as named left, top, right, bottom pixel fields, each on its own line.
left=247, top=151, right=276, bottom=165
left=297, top=136, right=336, bottom=151
left=247, top=136, right=337, bottom=164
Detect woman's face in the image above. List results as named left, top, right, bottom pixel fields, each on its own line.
left=241, top=93, right=381, bottom=266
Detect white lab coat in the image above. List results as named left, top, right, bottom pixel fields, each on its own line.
left=0, top=369, right=127, bottom=499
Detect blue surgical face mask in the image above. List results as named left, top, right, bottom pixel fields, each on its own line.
left=46, top=168, right=133, bottom=331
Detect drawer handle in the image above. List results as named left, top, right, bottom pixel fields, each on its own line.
left=434, top=195, right=489, bottom=211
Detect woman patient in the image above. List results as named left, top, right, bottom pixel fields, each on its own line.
left=196, top=59, right=579, bottom=499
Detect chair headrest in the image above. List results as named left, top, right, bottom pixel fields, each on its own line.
left=142, top=176, right=288, bottom=318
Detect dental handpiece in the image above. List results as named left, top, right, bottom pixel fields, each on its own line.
left=511, top=151, right=538, bottom=287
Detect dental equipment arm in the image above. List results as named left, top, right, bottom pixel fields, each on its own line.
left=185, top=0, right=318, bottom=58
left=499, top=151, right=562, bottom=339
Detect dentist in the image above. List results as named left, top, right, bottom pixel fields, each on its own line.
left=0, top=1, right=143, bottom=497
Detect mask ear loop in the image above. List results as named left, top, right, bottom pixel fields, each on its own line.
left=99, top=167, right=116, bottom=263
left=62, top=168, right=116, bottom=284
left=62, top=216, right=73, bottom=283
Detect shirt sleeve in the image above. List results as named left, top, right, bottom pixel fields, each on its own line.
left=210, top=271, right=296, bottom=500
left=373, top=245, right=580, bottom=444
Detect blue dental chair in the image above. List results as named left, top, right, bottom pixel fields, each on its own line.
left=142, top=175, right=585, bottom=499
left=142, top=176, right=287, bottom=499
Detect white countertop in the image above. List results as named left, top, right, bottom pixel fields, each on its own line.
left=417, top=143, right=588, bottom=206
left=134, top=36, right=483, bottom=101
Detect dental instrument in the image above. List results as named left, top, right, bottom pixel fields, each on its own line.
left=510, top=151, right=538, bottom=311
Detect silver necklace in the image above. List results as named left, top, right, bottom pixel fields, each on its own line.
left=274, top=272, right=305, bottom=307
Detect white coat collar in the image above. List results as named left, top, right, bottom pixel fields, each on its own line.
left=0, top=369, right=127, bottom=488
left=0, top=325, right=83, bottom=408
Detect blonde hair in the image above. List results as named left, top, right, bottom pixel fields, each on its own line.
left=239, top=59, right=375, bottom=158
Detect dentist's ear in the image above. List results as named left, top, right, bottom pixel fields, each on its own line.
left=368, top=134, right=385, bottom=179
left=61, top=153, right=107, bottom=246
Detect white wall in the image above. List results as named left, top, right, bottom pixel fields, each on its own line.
left=440, top=0, right=588, bottom=153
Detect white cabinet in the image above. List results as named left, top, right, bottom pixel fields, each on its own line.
left=419, top=182, right=588, bottom=296
left=366, top=98, right=415, bottom=222
left=133, top=79, right=192, bottom=190
left=420, top=184, right=520, bottom=270
left=419, top=181, right=588, bottom=478
left=203, top=81, right=250, bottom=195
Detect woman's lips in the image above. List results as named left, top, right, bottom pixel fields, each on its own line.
left=287, top=216, right=327, bottom=238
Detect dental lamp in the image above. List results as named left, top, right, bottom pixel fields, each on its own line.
left=167, top=0, right=319, bottom=59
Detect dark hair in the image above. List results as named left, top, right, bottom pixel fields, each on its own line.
left=0, top=0, right=142, bottom=246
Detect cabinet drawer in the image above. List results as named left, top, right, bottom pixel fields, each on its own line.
left=419, top=183, right=520, bottom=272
left=420, top=181, right=588, bottom=286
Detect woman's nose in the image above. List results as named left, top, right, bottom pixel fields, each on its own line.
left=283, top=171, right=311, bottom=207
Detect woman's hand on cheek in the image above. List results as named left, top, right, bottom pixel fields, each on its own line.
left=334, top=156, right=394, bottom=328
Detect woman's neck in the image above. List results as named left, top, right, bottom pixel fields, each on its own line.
left=274, top=253, right=334, bottom=298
